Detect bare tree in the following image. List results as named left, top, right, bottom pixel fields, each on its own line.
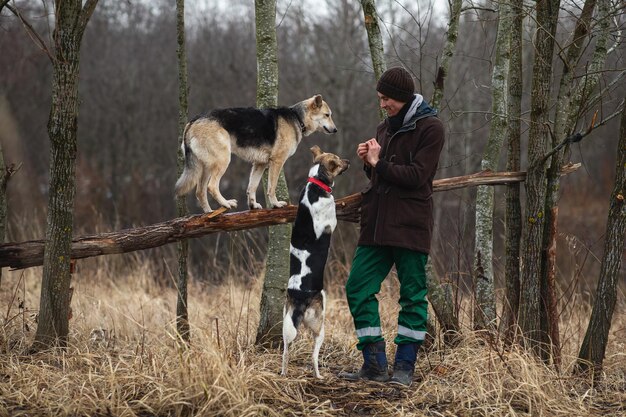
left=175, top=0, right=190, bottom=343
left=519, top=0, right=561, bottom=359
left=473, top=0, right=511, bottom=331
left=254, top=0, right=289, bottom=347
left=540, top=0, right=599, bottom=368
left=576, top=99, right=626, bottom=376
left=500, top=0, right=524, bottom=342
left=426, top=0, right=463, bottom=344
left=7, top=0, right=100, bottom=351
left=520, top=0, right=621, bottom=361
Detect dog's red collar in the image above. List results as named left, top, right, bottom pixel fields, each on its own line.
left=307, top=177, right=332, bottom=193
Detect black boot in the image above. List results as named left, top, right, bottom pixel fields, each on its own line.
left=390, top=343, right=419, bottom=386
left=339, top=341, right=390, bottom=382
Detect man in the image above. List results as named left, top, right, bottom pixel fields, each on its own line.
left=340, top=67, right=445, bottom=386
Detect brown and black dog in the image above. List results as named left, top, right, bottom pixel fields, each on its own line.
left=175, top=95, right=338, bottom=212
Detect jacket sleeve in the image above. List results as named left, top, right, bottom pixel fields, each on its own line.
left=374, top=121, right=444, bottom=189
left=363, top=163, right=372, bottom=179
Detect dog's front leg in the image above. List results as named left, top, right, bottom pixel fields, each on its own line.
left=247, top=163, right=267, bottom=210
left=267, top=158, right=288, bottom=208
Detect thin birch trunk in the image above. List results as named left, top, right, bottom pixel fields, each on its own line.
left=431, top=0, right=462, bottom=110
left=254, top=0, right=289, bottom=348
left=175, top=0, right=190, bottom=343
left=359, top=0, right=386, bottom=120
left=519, top=0, right=560, bottom=360
left=473, top=0, right=511, bottom=331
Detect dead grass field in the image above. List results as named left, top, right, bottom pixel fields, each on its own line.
left=1, top=253, right=625, bottom=417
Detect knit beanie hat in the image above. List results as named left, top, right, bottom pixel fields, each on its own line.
left=376, top=67, right=415, bottom=103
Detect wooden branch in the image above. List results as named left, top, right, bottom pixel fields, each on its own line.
left=78, top=0, right=99, bottom=38
left=0, top=166, right=580, bottom=270
left=0, top=0, right=11, bottom=14
left=5, top=3, right=55, bottom=62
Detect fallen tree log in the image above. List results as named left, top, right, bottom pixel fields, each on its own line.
left=0, top=164, right=580, bottom=270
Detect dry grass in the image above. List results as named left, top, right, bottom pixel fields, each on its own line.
left=1, top=254, right=625, bottom=417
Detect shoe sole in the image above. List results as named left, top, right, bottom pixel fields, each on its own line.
left=389, top=378, right=412, bottom=387
left=338, top=374, right=390, bottom=383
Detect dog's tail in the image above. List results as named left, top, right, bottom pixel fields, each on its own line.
left=174, top=123, right=199, bottom=197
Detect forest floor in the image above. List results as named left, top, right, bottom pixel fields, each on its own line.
left=1, top=255, right=625, bottom=416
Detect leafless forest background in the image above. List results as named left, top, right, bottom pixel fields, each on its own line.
left=0, top=0, right=623, bottom=292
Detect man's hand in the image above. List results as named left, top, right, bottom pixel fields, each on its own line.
left=364, top=138, right=381, bottom=167
left=357, top=142, right=370, bottom=161
left=357, top=141, right=373, bottom=167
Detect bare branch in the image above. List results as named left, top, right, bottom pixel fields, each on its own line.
left=4, top=3, right=54, bottom=62
left=0, top=162, right=22, bottom=193
left=78, top=0, right=99, bottom=37
left=0, top=0, right=11, bottom=14
left=585, top=69, right=626, bottom=111
left=460, top=6, right=496, bottom=14
left=532, top=101, right=625, bottom=170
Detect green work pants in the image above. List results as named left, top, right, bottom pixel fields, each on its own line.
left=346, top=245, right=428, bottom=350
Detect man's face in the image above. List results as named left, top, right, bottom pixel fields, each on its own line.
left=377, top=93, right=405, bottom=117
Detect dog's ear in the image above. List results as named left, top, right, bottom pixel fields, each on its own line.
left=310, top=145, right=323, bottom=159
left=312, top=94, right=323, bottom=109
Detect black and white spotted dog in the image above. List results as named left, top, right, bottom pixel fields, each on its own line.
left=281, top=145, right=350, bottom=379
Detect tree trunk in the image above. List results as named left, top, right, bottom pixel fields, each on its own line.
left=576, top=100, right=626, bottom=376
left=473, top=0, right=511, bottom=330
left=519, top=0, right=560, bottom=360
left=424, top=0, right=463, bottom=342
left=500, top=0, right=523, bottom=343
left=359, top=0, right=386, bottom=120
left=254, top=0, right=288, bottom=348
left=32, top=0, right=98, bottom=352
left=175, top=0, right=190, bottom=343
left=0, top=142, right=7, bottom=289
left=426, top=261, right=460, bottom=345
left=542, top=0, right=600, bottom=369
left=431, top=0, right=462, bottom=110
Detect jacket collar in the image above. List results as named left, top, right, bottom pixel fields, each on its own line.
left=384, top=94, right=438, bottom=135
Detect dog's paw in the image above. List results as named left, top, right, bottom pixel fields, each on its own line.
left=223, top=199, right=238, bottom=209
left=272, top=200, right=288, bottom=208
left=249, top=201, right=263, bottom=210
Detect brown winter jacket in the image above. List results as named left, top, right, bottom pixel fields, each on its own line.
left=358, top=97, right=445, bottom=254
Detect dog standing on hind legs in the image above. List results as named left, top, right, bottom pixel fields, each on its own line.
left=281, top=145, right=350, bottom=379
left=174, top=95, right=338, bottom=212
